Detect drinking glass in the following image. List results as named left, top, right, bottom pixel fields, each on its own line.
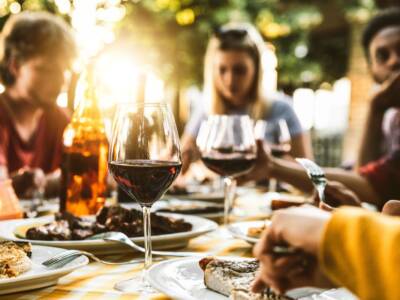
left=197, top=115, right=256, bottom=225
left=108, top=102, right=181, bottom=293
left=254, top=119, right=291, bottom=156
left=254, top=119, right=292, bottom=191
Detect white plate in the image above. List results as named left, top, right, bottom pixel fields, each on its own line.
left=0, top=245, right=88, bottom=295
left=147, top=257, right=334, bottom=300
left=163, top=192, right=225, bottom=202
left=0, top=214, right=218, bottom=254
left=151, top=200, right=224, bottom=220
left=228, top=220, right=269, bottom=244
left=164, top=184, right=224, bottom=202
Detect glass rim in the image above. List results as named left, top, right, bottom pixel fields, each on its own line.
left=208, top=114, right=251, bottom=119
left=115, top=101, right=168, bottom=107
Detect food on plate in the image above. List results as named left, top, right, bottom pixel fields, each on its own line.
left=247, top=223, right=267, bottom=239
left=166, top=185, right=190, bottom=196
left=156, top=202, right=224, bottom=215
left=0, top=241, right=32, bottom=279
left=270, top=196, right=310, bottom=211
left=25, top=205, right=192, bottom=241
left=199, top=257, right=292, bottom=300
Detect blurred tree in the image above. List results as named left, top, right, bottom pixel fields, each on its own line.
left=116, top=0, right=377, bottom=92
left=0, top=0, right=377, bottom=92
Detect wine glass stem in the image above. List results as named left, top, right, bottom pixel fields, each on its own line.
left=269, top=178, right=278, bottom=192
left=142, top=206, right=152, bottom=271
left=223, top=176, right=236, bottom=225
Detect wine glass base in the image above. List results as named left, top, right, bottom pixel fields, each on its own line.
left=114, top=273, right=158, bottom=294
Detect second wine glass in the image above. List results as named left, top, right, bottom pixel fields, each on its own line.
left=197, top=115, right=256, bottom=225
left=108, top=102, right=181, bottom=293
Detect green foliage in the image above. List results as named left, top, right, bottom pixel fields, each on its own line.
left=0, top=0, right=376, bottom=91
left=118, top=0, right=329, bottom=89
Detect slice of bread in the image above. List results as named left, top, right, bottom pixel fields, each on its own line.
left=199, top=257, right=293, bottom=300
left=0, top=241, right=32, bottom=279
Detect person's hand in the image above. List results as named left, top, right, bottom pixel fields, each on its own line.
left=370, top=72, right=400, bottom=113
left=252, top=206, right=334, bottom=294
left=237, top=140, right=273, bottom=185
left=11, top=167, right=45, bottom=199
left=382, top=200, right=400, bottom=216
left=315, top=181, right=362, bottom=211
left=181, top=142, right=201, bottom=175
left=43, top=169, right=62, bottom=199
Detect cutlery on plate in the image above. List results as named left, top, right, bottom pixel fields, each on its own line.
left=88, top=232, right=210, bottom=257
left=42, top=249, right=158, bottom=269
left=295, top=158, right=327, bottom=204
left=228, top=225, right=297, bottom=255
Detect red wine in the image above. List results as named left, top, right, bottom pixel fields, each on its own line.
left=109, top=160, right=181, bottom=207
left=270, top=144, right=291, bottom=158
left=201, top=155, right=256, bottom=177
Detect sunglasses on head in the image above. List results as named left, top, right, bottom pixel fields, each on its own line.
left=214, top=27, right=248, bottom=40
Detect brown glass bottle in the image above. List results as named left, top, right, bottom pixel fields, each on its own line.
left=59, top=65, right=108, bottom=216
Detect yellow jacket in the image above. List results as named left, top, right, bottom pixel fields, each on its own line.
left=320, top=207, right=400, bottom=300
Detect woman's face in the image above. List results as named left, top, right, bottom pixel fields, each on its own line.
left=12, top=55, right=68, bottom=108
left=213, top=49, right=256, bottom=108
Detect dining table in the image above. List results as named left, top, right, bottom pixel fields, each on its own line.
left=0, top=187, right=309, bottom=300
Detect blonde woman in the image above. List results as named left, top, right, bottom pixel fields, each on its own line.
left=181, top=23, right=313, bottom=174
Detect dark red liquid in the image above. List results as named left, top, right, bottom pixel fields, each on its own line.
left=201, top=156, right=256, bottom=177
left=109, top=160, right=181, bottom=207
left=270, top=144, right=291, bottom=158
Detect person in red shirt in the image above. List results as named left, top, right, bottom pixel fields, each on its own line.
left=0, top=11, right=76, bottom=198
left=239, top=9, right=400, bottom=209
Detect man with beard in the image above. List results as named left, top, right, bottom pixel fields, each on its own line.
left=238, top=8, right=400, bottom=208
left=356, top=7, right=400, bottom=202
left=0, top=11, right=76, bottom=198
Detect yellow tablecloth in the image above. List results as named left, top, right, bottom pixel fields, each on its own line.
left=0, top=188, right=279, bottom=300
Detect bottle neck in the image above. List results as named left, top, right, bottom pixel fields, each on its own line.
left=72, top=94, right=102, bottom=122
left=72, top=68, right=103, bottom=123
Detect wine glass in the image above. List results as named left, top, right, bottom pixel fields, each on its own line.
left=108, top=102, right=181, bottom=293
left=197, top=115, right=256, bottom=225
left=254, top=119, right=291, bottom=156
left=254, top=119, right=291, bottom=191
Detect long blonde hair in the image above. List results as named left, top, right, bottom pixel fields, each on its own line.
left=203, top=23, right=270, bottom=120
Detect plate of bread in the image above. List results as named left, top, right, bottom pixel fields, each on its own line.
left=0, top=241, right=88, bottom=295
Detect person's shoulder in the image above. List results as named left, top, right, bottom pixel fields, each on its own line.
left=267, top=92, right=294, bottom=115
left=0, top=95, right=11, bottom=126
left=46, top=105, right=71, bottom=127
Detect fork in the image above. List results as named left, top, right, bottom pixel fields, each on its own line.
left=42, top=249, right=154, bottom=269
left=296, top=158, right=327, bottom=204
left=88, top=232, right=209, bottom=257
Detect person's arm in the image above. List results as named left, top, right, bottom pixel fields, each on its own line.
left=43, top=169, right=61, bottom=198
left=238, top=142, right=382, bottom=206
left=320, top=207, right=400, bottom=300
left=358, top=72, right=400, bottom=166
left=357, top=103, right=385, bottom=166
left=252, top=206, right=400, bottom=300
left=275, top=98, right=313, bottom=159
left=272, top=156, right=381, bottom=206
left=180, top=106, right=207, bottom=175
left=9, top=167, right=46, bottom=199
left=0, top=127, right=9, bottom=180
left=180, top=133, right=199, bottom=175
left=289, top=131, right=313, bottom=159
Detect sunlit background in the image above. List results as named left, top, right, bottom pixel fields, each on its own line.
left=0, top=0, right=393, bottom=166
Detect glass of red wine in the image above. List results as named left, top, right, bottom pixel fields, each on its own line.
left=197, top=115, right=256, bottom=225
left=108, top=102, right=181, bottom=293
left=254, top=119, right=291, bottom=191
